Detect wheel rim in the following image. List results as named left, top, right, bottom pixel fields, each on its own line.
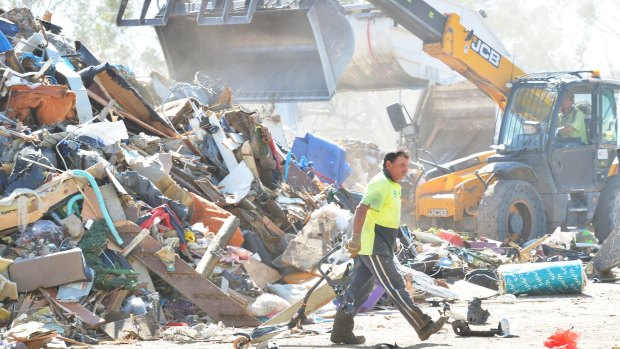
left=506, top=201, right=533, bottom=242
left=233, top=336, right=250, bottom=349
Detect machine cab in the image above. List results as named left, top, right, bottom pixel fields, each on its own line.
left=497, top=72, right=620, bottom=191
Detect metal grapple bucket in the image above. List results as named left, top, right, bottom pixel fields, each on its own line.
left=134, top=0, right=354, bottom=103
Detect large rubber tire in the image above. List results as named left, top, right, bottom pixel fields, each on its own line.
left=476, top=180, right=546, bottom=243
left=593, top=175, right=620, bottom=242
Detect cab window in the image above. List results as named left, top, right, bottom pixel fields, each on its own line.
left=600, top=87, right=619, bottom=146
left=554, top=85, right=593, bottom=146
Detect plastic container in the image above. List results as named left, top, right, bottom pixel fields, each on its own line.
left=498, top=260, right=585, bottom=295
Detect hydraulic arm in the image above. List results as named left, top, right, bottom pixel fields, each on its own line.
left=367, top=0, right=526, bottom=108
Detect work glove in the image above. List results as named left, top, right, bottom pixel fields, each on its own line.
left=347, top=234, right=362, bottom=257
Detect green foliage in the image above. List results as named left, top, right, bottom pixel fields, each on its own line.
left=79, top=220, right=137, bottom=290
left=4, top=0, right=165, bottom=76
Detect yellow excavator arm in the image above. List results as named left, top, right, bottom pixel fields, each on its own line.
left=367, top=0, right=526, bottom=109
left=424, top=13, right=526, bottom=109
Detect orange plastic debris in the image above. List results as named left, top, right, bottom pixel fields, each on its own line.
left=190, top=193, right=244, bottom=247
left=6, top=84, right=76, bottom=125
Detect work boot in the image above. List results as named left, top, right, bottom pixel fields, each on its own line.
left=330, top=333, right=366, bottom=345
left=417, top=316, right=446, bottom=341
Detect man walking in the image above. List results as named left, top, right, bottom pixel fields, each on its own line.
left=330, top=149, right=446, bottom=345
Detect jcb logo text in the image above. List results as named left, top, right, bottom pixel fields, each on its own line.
left=470, top=36, right=500, bottom=68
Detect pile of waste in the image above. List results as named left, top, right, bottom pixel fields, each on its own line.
left=0, top=6, right=368, bottom=348
left=0, top=6, right=607, bottom=349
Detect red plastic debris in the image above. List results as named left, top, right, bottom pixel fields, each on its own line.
left=543, top=328, right=580, bottom=349
left=436, top=230, right=465, bottom=247
left=162, top=321, right=190, bottom=329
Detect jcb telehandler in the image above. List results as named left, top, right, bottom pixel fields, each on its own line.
left=391, top=71, right=620, bottom=244
left=373, top=1, right=620, bottom=244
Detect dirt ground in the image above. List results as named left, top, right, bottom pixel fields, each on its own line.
left=92, top=281, right=620, bottom=349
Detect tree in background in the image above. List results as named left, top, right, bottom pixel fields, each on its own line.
left=462, top=0, right=619, bottom=78
left=2, top=0, right=166, bottom=76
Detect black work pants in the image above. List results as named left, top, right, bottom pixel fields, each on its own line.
left=332, top=254, right=431, bottom=336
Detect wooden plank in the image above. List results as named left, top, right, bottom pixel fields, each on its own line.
left=100, top=184, right=126, bottom=221
left=105, top=167, right=128, bottom=195
left=263, top=266, right=346, bottom=326
left=229, top=289, right=253, bottom=308
left=56, top=301, right=105, bottom=328
left=0, top=177, right=80, bottom=233
left=57, top=335, right=88, bottom=347
left=262, top=216, right=285, bottom=237
left=115, top=221, right=259, bottom=327
left=87, top=89, right=170, bottom=138
left=509, top=234, right=549, bottom=263
left=17, top=294, right=35, bottom=314
left=38, top=289, right=67, bottom=322
left=80, top=186, right=102, bottom=221
left=127, top=258, right=156, bottom=293
left=241, top=142, right=260, bottom=179
left=194, top=177, right=226, bottom=205
left=120, top=229, right=150, bottom=257
left=105, top=289, right=129, bottom=313
left=43, top=289, right=104, bottom=328
left=241, top=259, right=281, bottom=290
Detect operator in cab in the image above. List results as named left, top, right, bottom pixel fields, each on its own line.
left=557, top=91, right=588, bottom=144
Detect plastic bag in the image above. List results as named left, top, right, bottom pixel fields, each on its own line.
left=192, top=322, right=223, bottom=339
left=121, top=295, right=148, bottom=315
left=544, top=328, right=580, bottom=349
left=266, top=283, right=309, bottom=304
left=311, top=203, right=352, bottom=232
left=14, top=220, right=64, bottom=257
left=66, top=120, right=128, bottom=146
left=246, top=293, right=291, bottom=317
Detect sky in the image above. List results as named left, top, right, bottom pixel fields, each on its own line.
left=471, top=0, right=620, bottom=77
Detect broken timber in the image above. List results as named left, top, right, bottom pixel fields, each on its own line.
left=263, top=265, right=346, bottom=326
left=120, top=229, right=150, bottom=257
left=115, top=221, right=259, bottom=327
left=196, top=216, right=240, bottom=277
left=0, top=175, right=80, bottom=234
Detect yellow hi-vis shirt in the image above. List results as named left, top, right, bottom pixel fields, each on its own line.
left=359, top=172, right=401, bottom=256
left=559, top=106, right=588, bottom=144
